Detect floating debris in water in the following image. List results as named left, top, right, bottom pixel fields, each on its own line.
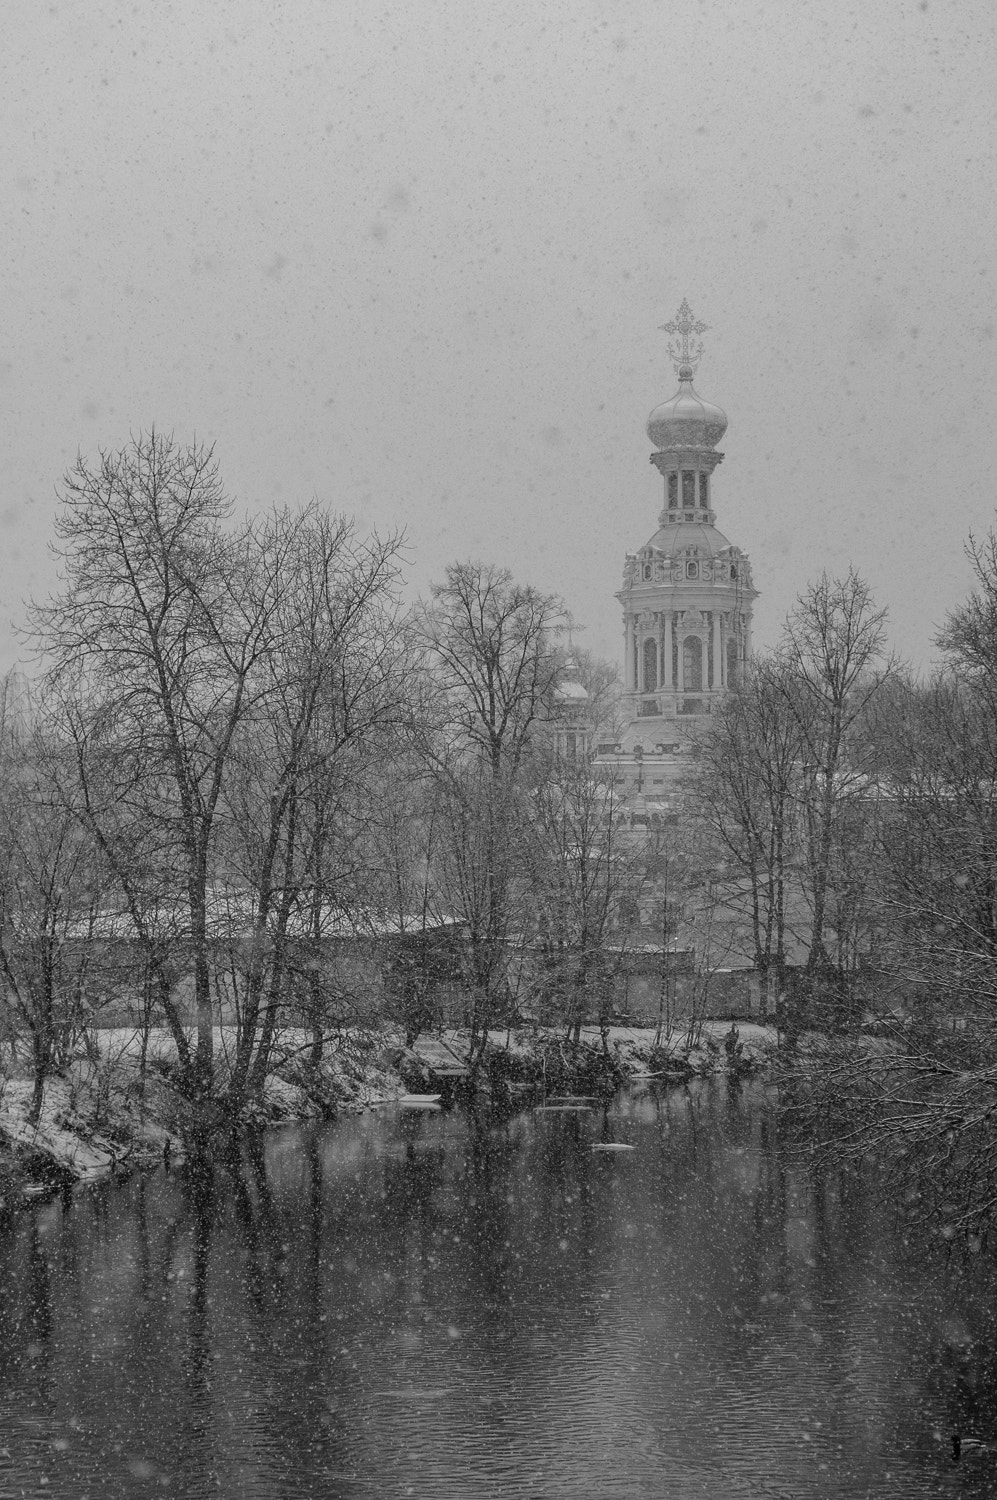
left=590, top=1143, right=635, bottom=1152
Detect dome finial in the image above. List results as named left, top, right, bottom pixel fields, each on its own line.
left=659, top=298, right=710, bottom=377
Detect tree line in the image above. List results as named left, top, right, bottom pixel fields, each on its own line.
left=0, top=432, right=646, bottom=1126
left=7, top=426, right=997, bottom=1235
left=688, top=550, right=997, bottom=1242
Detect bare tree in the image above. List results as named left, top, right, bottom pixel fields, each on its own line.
left=645, top=835, right=690, bottom=1047
left=57, top=690, right=195, bottom=1079
left=220, top=511, right=408, bottom=1106
left=0, top=684, right=105, bottom=1122
left=938, top=531, right=997, bottom=704
left=29, top=433, right=288, bottom=1102
left=425, top=752, right=528, bottom=1066
left=874, top=674, right=997, bottom=1000
left=781, top=541, right=997, bottom=1242
left=363, top=755, right=453, bottom=1046
left=414, top=562, right=567, bottom=1063
left=418, top=561, right=566, bottom=775
left=525, top=757, right=641, bottom=1050
left=688, top=658, right=804, bottom=995
left=778, top=569, right=893, bottom=978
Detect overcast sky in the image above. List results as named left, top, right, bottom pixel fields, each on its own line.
left=2, top=0, right=995, bottom=676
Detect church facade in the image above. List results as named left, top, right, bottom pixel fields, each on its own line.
left=597, top=302, right=757, bottom=805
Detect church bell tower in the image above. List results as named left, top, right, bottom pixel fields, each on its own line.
left=606, top=302, right=757, bottom=792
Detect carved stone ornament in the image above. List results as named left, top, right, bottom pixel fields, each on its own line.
left=681, top=608, right=704, bottom=631
left=638, top=610, right=657, bottom=629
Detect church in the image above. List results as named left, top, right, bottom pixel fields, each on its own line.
left=544, top=304, right=769, bottom=1006
left=595, top=301, right=757, bottom=811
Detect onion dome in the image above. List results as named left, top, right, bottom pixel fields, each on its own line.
left=646, top=365, right=728, bottom=451
left=647, top=300, right=728, bottom=450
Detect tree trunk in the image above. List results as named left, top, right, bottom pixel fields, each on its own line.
left=28, top=1031, right=48, bottom=1126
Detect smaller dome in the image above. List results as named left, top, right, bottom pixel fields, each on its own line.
left=555, top=655, right=589, bottom=702
left=644, top=519, right=732, bottom=560
left=647, top=367, right=728, bottom=451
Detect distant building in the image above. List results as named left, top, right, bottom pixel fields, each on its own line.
left=596, top=300, right=757, bottom=805
left=548, top=653, right=593, bottom=763
left=586, top=305, right=775, bottom=1015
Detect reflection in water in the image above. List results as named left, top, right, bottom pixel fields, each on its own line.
left=0, top=1081, right=995, bottom=1496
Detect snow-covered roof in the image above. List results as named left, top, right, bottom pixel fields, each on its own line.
left=60, top=890, right=464, bottom=943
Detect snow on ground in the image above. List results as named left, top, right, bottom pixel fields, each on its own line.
left=409, top=1021, right=778, bottom=1073
left=0, top=1025, right=404, bottom=1187
left=1, top=1020, right=777, bottom=1188
left=0, top=1077, right=124, bottom=1182
left=590, top=1021, right=776, bottom=1053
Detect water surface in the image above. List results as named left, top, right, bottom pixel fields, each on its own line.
left=1, top=1080, right=994, bottom=1497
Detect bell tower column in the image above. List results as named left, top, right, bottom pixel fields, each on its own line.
left=711, top=613, right=723, bottom=693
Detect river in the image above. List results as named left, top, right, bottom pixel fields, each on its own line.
left=1, top=1079, right=994, bottom=1498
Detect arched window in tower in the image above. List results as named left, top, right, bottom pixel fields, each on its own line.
left=682, top=471, right=695, bottom=508
left=642, top=636, right=658, bottom=692
left=726, top=638, right=738, bottom=687
left=699, top=473, right=709, bottom=508
left=668, top=472, right=678, bottom=507
left=683, top=636, right=703, bottom=692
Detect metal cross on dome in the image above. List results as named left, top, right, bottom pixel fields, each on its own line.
left=659, top=299, right=710, bottom=375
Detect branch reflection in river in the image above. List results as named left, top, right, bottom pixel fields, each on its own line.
left=0, top=1088, right=995, bottom=1495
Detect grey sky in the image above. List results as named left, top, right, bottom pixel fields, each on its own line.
left=2, top=0, right=995, bottom=675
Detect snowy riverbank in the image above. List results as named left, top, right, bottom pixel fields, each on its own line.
left=0, top=1021, right=778, bottom=1189
left=0, top=1026, right=404, bottom=1188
